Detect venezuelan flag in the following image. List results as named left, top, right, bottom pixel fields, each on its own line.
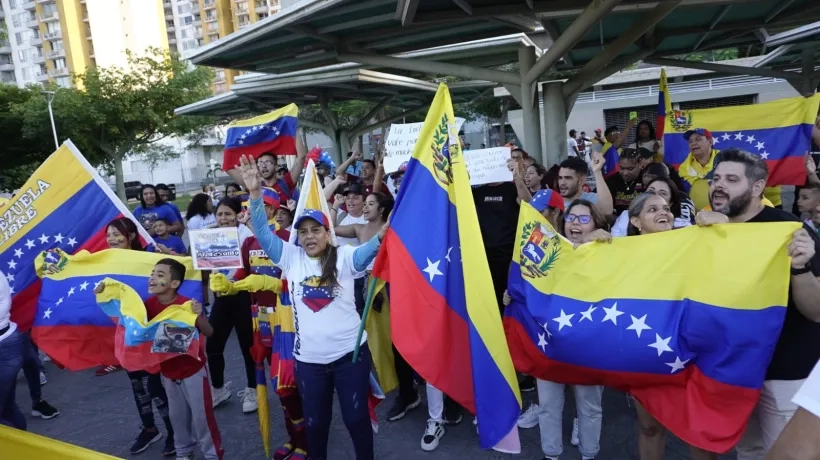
left=504, top=202, right=797, bottom=453
left=222, top=103, right=299, bottom=170
left=96, top=278, right=200, bottom=374
left=288, top=159, right=337, bottom=246
left=0, top=424, right=121, bottom=459
left=663, top=93, right=820, bottom=186
left=372, top=83, right=522, bottom=451
left=0, top=141, right=153, bottom=335
left=656, top=68, right=671, bottom=139
left=601, top=142, right=619, bottom=178
left=362, top=277, right=398, bottom=395
left=34, top=248, right=202, bottom=371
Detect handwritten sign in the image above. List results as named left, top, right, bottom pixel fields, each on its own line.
left=189, top=228, right=242, bottom=270
left=383, top=118, right=465, bottom=173
left=464, top=147, right=513, bottom=185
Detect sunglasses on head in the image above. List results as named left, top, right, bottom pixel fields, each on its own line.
left=564, top=213, right=592, bottom=224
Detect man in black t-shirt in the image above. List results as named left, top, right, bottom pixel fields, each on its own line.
left=605, top=149, right=644, bottom=214
left=696, top=148, right=820, bottom=457
left=472, top=182, right=519, bottom=314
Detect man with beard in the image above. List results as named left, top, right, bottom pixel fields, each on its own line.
left=696, top=148, right=820, bottom=459
left=557, top=154, right=614, bottom=215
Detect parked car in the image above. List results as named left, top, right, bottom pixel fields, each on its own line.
left=124, top=181, right=142, bottom=201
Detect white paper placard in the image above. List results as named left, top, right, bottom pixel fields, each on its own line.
left=189, top=227, right=243, bottom=270
left=464, top=147, right=513, bottom=185
left=383, top=118, right=465, bottom=173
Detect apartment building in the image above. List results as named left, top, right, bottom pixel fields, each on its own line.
left=0, top=0, right=168, bottom=88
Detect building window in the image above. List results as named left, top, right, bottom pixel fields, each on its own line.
left=183, top=16, right=192, bottom=25
left=177, top=3, right=191, bottom=14
left=53, top=58, right=66, bottom=69
left=22, top=66, right=35, bottom=81
left=56, top=76, right=71, bottom=88
left=15, top=32, right=26, bottom=46
left=52, top=39, right=64, bottom=51
left=215, top=82, right=226, bottom=94
left=9, top=0, right=17, bottom=9
left=18, top=49, right=28, bottom=63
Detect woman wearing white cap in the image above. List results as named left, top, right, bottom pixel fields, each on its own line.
left=237, top=154, right=388, bottom=460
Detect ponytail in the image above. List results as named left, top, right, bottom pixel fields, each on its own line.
left=318, top=245, right=340, bottom=288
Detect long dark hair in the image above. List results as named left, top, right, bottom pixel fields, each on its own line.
left=139, top=184, right=164, bottom=209
left=186, top=193, right=212, bottom=220
left=527, top=163, right=549, bottom=190
left=107, top=217, right=143, bottom=251
left=369, top=192, right=394, bottom=222
left=225, top=182, right=242, bottom=195
left=215, top=197, right=242, bottom=215
left=636, top=120, right=656, bottom=142
left=318, top=245, right=340, bottom=288
left=646, top=177, right=683, bottom=218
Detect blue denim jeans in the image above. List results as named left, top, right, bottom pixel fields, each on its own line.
left=295, top=343, right=373, bottom=460
left=0, top=329, right=27, bottom=430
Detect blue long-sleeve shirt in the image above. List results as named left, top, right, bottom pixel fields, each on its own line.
left=249, top=196, right=381, bottom=271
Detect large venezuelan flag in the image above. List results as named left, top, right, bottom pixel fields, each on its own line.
left=0, top=141, right=153, bottom=334
left=372, top=83, right=522, bottom=451
left=34, top=248, right=202, bottom=371
left=504, top=203, right=797, bottom=453
left=0, top=424, right=121, bottom=459
left=663, top=93, right=820, bottom=186
left=96, top=278, right=201, bottom=374
left=222, top=103, right=299, bottom=170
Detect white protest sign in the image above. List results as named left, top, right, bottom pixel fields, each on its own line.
left=464, top=147, right=513, bottom=185
left=383, top=118, right=465, bottom=173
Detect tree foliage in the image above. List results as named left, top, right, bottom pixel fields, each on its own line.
left=15, top=47, right=216, bottom=200
left=0, top=85, right=59, bottom=190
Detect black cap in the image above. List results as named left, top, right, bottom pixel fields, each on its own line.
left=342, top=182, right=366, bottom=196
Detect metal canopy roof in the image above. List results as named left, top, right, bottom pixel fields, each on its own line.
left=174, top=67, right=496, bottom=118
left=188, top=0, right=820, bottom=78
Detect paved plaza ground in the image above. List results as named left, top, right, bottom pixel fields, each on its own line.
left=19, top=337, right=738, bottom=460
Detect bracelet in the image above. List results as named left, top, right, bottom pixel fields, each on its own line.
left=791, top=264, right=812, bottom=276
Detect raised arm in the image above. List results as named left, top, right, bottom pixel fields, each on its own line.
left=335, top=223, right=362, bottom=239
left=372, top=152, right=385, bottom=191
left=323, top=175, right=345, bottom=201
left=336, top=151, right=361, bottom=177
left=508, top=159, right=532, bottom=203
left=590, top=152, right=614, bottom=216
left=351, top=221, right=389, bottom=272
left=288, top=130, right=309, bottom=183
left=238, top=155, right=285, bottom=265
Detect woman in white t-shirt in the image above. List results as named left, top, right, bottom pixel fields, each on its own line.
left=185, top=193, right=217, bottom=230
left=238, top=154, right=387, bottom=460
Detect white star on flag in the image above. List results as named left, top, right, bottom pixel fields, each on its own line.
left=552, top=309, right=574, bottom=331
left=761, top=151, right=769, bottom=159
left=80, top=281, right=89, bottom=291
left=602, top=302, right=624, bottom=325
left=721, top=133, right=731, bottom=141
left=240, top=134, right=247, bottom=140
left=67, top=237, right=77, bottom=247
left=13, top=248, right=23, bottom=258
left=755, top=141, right=765, bottom=151
left=25, top=239, right=35, bottom=249
left=39, top=234, right=49, bottom=244
left=541, top=321, right=552, bottom=338
left=245, top=129, right=252, bottom=135
left=579, top=305, right=596, bottom=322
left=712, top=137, right=719, bottom=145
left=423, top=258, right=443, bottom=282
left=626, top=314, right=652, bottom=338
left=238, top=140, right=244, bottom=145
left=68, top=287, right=75, bottom=296
left=6, top=273, right=14, bottom=283
left=43, top=308, right=52, bottom=319
left=648, top=333, right=673, bottom=356
left=54, top=233, right=64, bottom=243
left=7, top=260, right=17, bottom=270
left=734, top=132, right=744, bottom=141
left=445, top=247, right=453, bottom=263
left=666, top=356, right=689, bottom=373
left=537, top=332, right=548, bottom=351
left=56, top=297, right=64, bottom=306
left=746, top=134, right=756, bottom=144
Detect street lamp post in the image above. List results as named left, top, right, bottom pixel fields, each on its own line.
left=41, top=90, right=59, bottom=149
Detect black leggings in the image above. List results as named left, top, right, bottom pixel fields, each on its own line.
left=206, top=291, right=255, bottom=389
left=127, top=370, right=172, bottom=435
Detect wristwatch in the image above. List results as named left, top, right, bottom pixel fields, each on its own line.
left=791, top=264, right=812, bottom=276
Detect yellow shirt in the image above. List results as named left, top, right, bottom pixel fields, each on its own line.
left=680, top=149, right=782, bottom=209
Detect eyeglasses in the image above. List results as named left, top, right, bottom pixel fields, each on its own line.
left=564, top=213, right=592, bottom=224
left=257, top=160, right=276, bottom=166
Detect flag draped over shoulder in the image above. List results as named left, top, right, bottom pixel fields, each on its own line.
left=663, top=93, right=820, bottom=186
left=0, top=424, right=122, bottom=459
left=34, top=248, right=202, bottom=370
left=222, top=103, right=299, bottom=170
left=0, top=141, right=153, bottom=334
left=96, top=278, right=200, bottom=374
left=372, top=83, right=522, bottom=451
left=657, top=68, right=671, bottom=139
left=504, top=202, right=797, bottom=453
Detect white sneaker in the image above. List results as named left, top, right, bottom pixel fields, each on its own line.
left=420, top=419, right=445, bottom=451
left=238, top=388, right=258, bottom=413
left=39, top=372, right=47, bottom=386
left=211, top=382, right=231, bottom=408
left=517, top=403, right=539, bottom=429
left=571, top=416, right=579, bottom=446
left=40, top=353, right=51, bottom=362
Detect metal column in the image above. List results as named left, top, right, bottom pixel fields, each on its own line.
left=518, top=45, right=543, bottom=164
left=542, top=82, right=568, bottom=168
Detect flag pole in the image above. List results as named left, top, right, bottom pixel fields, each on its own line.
left=352, top=275, right=379, bottom=362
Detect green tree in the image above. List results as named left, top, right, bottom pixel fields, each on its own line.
left=0, top=84, right=56, bottom=190
left=16, top=48, right=215, bottom=200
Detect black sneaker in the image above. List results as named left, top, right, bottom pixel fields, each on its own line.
left=444, top=401, right=462, bottom=425
left=130, top=427, right=162, bottom=455
left=519, top=375, right=536, bottom=392
left=387, top=392, right=422, bottom=421
left=162, top=434, right=176, bottom=456
left=31, top=400, right=59, bottom=420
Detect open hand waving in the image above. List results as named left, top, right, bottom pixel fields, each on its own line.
left=237, top=155, right=262, bottom=198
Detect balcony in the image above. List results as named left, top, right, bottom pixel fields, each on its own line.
left=163, top=0, right=171, bottom=7
left=47, top=48, right=64, bottom=59
left=39, top=11, right=59, bottom=22
left=22, top=1, right=37, bottom=11
left=35, top=0, right=54, bottom=4
left=26, top=17, right=39, bottom=28
left=43, top=31, right=62, bottom=41
left=205, top=15, right=217, bottom=23
left=36, top=72, right=49, bottom=82
left=166, top=13, right=174, bottom=20
left=32, top=53, right=45, bottom=64
left=203, top=0, right=216, bottom=10
left=0, top=43, right=11, bottom=54
left=1, top=74, right=16, bottom=84
left=30, top=34, right=42, bottom=45
left=83, top=14, right=89, bottom=22
left=48, top=67, right=68, bottom=77
left=0, top=61, right=15, bottom=72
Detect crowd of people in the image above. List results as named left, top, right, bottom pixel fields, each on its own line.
left=2, top=116, right=820, bottom=460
